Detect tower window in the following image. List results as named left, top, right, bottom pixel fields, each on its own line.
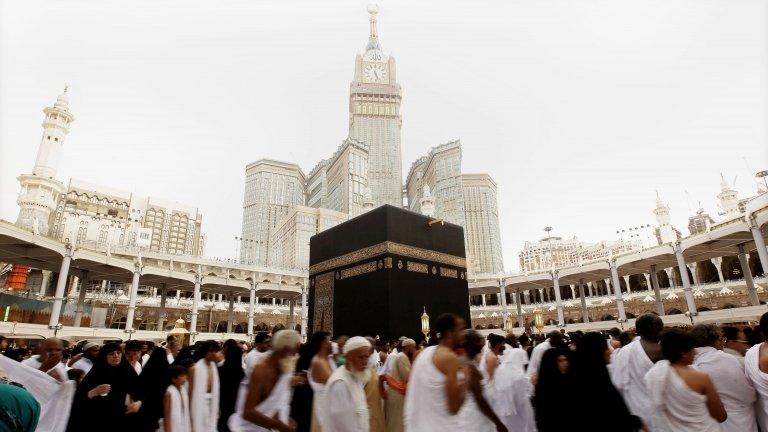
left=47, top=136, right=51, bottom=140
left=54, top=137, right=58, bottom=142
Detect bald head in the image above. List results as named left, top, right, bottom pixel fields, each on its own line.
left=39, top=338, right=63, bottom=361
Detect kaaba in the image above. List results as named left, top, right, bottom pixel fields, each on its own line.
left=308, top=204, right=470, bottom=341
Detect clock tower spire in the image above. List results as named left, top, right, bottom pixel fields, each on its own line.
left=349, top=5, right=403, bottom=208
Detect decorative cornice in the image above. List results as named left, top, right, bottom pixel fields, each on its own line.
left=309, top=240, right=466, bottom=276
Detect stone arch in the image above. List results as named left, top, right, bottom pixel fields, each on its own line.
left=545, top=318, right=556, bottom=325
left=593, top=280, right=609, bottom=296
left=696, top=260, right=719, bottom=284
left=600, top=314, right=615, bottom=321
left=642, top=310, right=659, bottom=315
left=722, top=303, right=737, bottom=309
left=617, top=276, right=628, bottom=293
left=672, top=267, right=693, bottom=286
left=567, top=318, right=576, bottom=324
left=750, top=253, right=765, bottom=277
left=656, top=270, right=671, bottom=288
left=235, top=322, right=247, bottom=333
left=628, top=274, right=647, bottom=292
left=215, top=320, right=228, bottom=332
left=697, top=306, right=711, bottom=312
left=255, top=322, right=269, bottom=332
left=272, top=323, right=285, bottom=333
left=721, top=257, right=742, bottom=281
left=667, top=308, right=683, bottom=315
left=486, top=294, right=499, bottom=306
left=626, top=312, right=637, bottom=319
left=110, top=316, right=127, bottom=329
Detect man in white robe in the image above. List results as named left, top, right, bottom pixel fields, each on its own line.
left=70, top=342, right=99, bottom=375
left=645, top=328, right=726, bottom=432
left=611, top=314, right=663, bottom=429
left=745, top=312, right=768, bottom=430
left=21, top=338, right=67, bottom=382
left=243, top=333, right=271, bottom=379
left=322, top=336, right=373, bottom=432
left=189, top=340, right=222, bottom=432
left=230, top=330, right=300, bottom=432
left=526, top=331, right=564, bottom=380
left=404, top=313, right=468, bottom=432
left=691, top=324, right=757, bottom=432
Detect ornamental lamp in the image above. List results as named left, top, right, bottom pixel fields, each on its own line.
left=421, top=307, right=430, bottom=342
left=504, top=314, right=514, bottom=333
left=533, top=308, right=545, bottom=333
left=169, top=317, right=190, bottom=346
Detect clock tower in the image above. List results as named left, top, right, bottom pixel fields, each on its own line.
left=349, top=4, right=403, bottom=208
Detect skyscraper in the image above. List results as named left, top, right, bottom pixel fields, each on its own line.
left=462, top=174, right=504, bottom=275
left=240, top=159, right=306, bottom=264
left=348, top=5, right=403, bottom=208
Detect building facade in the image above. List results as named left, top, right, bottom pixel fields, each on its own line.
left=518, top=235, right=642, bottom=273
left=306, top=160, right=329, bottom=209
left=240, top=159, right=306, bottom=265
left=462, top=174, right=504, bottom=275
left=268, top=206, right=348, bottom=270
left=348, top=5, right=403, bottom=208
left=325, top=138, right=370, bottom=217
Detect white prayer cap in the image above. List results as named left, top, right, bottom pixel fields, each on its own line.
left=83, top=342, right=99, bottom=351
left=343, top=336, right=372, bottom=355
left=401, top=338, right=416, bottom=347
left=272, top=330, right=301, bottom=351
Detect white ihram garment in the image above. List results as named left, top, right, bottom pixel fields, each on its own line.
left=70, top=357, right=94, bottom=375
left=190, top=358, right=220, bottom=432
left=322, top=366, right=369, bottom=432
left=20, top=355, right=67, bottom=382
left=693, top=346, right=757, bottom=432
left=611, top=339, right=655, bottom=429
left=492, top=351, right=535, bottom=432
left=744, top=343, right=768, bottom=431
left=526, top=339, right=550, bottom=378
left=166, top=384, right=192, bottom=432
left=228, top=372, right=293, bottom=432
left=404, top=346, right=462, bottom=432
left=458, top=362, right=494, bottom=432
left=307, top=356, right=336, bottom=431
left=645, top=360, right=721, bottom=432
left=0, top=354, right=75, bottom=432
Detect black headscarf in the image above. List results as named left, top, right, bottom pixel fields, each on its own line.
left=533, top=348, right=576, bottom=432
left=217, top=342, right=245, bottom=432
left=139, top=347, right=172, bottom=429
left=572, top=332, right=642, bottom=432
left=66, top=343, right=144, bottom=432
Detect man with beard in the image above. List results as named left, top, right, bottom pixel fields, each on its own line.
left=71, top=342, right=100, bottom=375
left=384, top=338, right=416, bottom=432
left=229, top=330, right=301, bottom=432
left=322, top=336, right=373, bottom=432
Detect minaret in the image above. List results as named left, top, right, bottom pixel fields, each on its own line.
left=16, top=87, right=73, bottom=234
left=717, top=173, right=740, bottom=218
left=653, top=191, right=677, bottom=244
left=419, top=184, right=435, bottom=217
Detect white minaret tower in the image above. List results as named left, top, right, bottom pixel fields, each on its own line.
left=16, top=87, right=74, bottom=234
left=653, top=190, right=677, bottom=244
left=419, top=184, right=435, bottom=217
left=717, top=173, right=740, bottom=218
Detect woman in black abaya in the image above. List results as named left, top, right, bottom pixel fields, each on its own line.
left=66, top=343, right=144, bottom=432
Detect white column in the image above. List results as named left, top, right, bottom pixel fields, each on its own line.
left=515, top=290, right=524, bottom=330
left=538, top=288, right=544, bottom=304
left=552, top=271, right=564, bottom=326
left=125, top=265, right=141, bottom=332
left=248, top=281, right=256, bottom=337
left=481, top=294, right=487, bottom=307
left=73, top=272, right=88, bottom=327
left=578, top=278, right=589, bottom=323
left=665, top=268, right=676, bottom=288
left=300, top=285, right=308, bottom=342
left=622, top=275, right=631, bottom=294
left=650, top=265, right=665, bottom=316
left=605, top=278, right=612, bottom=296
left=227, top=293, right=235, bottom=333
left=287, top=299, right=296, bottom=330
left=738, top=244, right=759, bottom=306
left=157, top=284, right=167, bottom=331
left=49, top=251, right=72, bottom=328
left=688, top=262, right=700, bottom=287
left=569, top=285, right=576, bottom=299
left=610, top=262, right=627, bottom=322
left=499, top=279, right=509, bottom=325
left=750, top=218, right=768, bottom=275
left=643, top=273, right=652, bottom=292
left=39, top=271, right=52, bottom=297
left=190, top=276, right=201, bottom=342
left=587, top=282, right=594, bottom=297
left=99, top=279, right=107, bottom=295
left=674, top=244, right=697, bottom=316
left=711, top=257, right=725, bottom=286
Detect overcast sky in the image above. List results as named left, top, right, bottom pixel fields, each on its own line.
left=1, top=0, right=766, bottom=271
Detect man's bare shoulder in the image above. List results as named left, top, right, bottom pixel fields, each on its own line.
left=433, top=346, right=458, bottom=374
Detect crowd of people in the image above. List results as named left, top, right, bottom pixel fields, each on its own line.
left=3, top=312, right=768, bottom=431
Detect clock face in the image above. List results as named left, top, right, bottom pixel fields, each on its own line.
left=363, top=63, right=387, bottom=83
